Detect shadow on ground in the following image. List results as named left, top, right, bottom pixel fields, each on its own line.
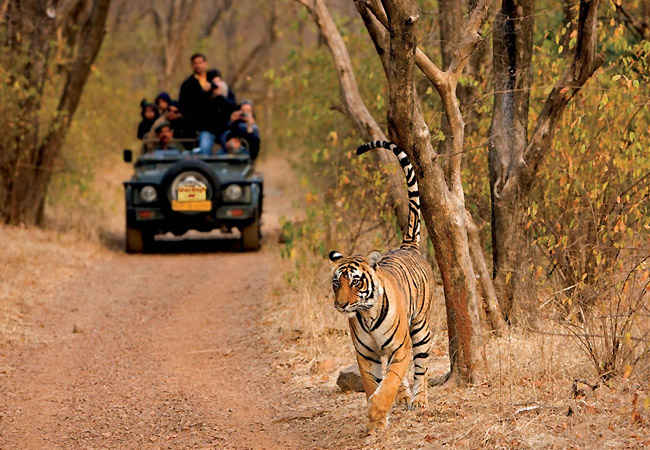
left=147, top=235, right=246, bottom=254
left=99, top=229, right=258, bottom=254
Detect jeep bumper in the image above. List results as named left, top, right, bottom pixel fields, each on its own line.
left=127, top=204, right=257, bottom=234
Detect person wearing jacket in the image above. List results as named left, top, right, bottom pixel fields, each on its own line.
left=178, top=53, right=216, bottom=154
left=149, top=100, right=192, bottom=135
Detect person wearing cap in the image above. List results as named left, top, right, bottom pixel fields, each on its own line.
left=154, top=92, right=172, bottom=116
left=137, top=99, right=158, bottom=139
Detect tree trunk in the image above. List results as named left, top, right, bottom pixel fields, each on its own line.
left=0, top=0, right=112, bottom=225
left=488, top=0, right=535, bottom=322
left=436, top=0, right=462, bottom=181
left=465, top=210, right=506, bottom=334
left=157, top=0, right=200, bottom=90
left=437, top=0, right=501, bottom=336
left=382, top=0, right=479, bottom=385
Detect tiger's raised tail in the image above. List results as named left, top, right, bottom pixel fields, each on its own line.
left=356, top=140, right=421, bottom=247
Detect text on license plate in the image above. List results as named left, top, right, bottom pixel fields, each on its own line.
left=171, top=200, right=212, bottom=211
left=177, top=185, right=206, bottom=202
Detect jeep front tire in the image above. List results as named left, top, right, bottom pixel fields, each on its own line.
left=126, top=226, right=153, bottom=253
left=241, top=218, right=261, bottom=251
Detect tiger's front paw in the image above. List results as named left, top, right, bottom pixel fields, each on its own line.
left=367, top=415, right=388, bottom=434
left=367, top=405, right=388, bottom=433
left=410, top=391, right=429, bottom=410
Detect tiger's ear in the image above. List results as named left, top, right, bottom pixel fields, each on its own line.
left=367, top=251, right=382, bottom=269
left=329, top=250, right=344, bottom=262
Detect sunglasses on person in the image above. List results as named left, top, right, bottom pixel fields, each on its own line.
left=168, top=108, right=180, bottom=114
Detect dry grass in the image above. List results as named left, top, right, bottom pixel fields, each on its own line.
left=0, top=152, right=128, bottom=347
left=46, top=151, right=128, bottom=245
left=266, top=244, right=650, bottom=448
left=0, top=225, right=109, bottom=347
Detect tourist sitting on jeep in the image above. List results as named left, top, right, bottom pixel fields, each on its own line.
left=137, top=100, right=158, bottom=139
left=154, top=91, right=171, bottom=116
left=222, top=129, right=249, bottom=156
left=152, top=122, right=182, bottom=152
left=147, top=101, right=193, bottom=142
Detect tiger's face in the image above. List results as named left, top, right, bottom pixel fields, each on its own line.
left=329, top=251, right=378, bottom=315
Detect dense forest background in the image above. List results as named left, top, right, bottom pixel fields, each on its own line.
left=2, top=0, right=648, bottom=396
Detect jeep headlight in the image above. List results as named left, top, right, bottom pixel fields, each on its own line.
left=139, top=185, right=157, bottom=203
left=224, top=184, right=243, bottom=202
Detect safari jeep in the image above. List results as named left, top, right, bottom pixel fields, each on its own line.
left=122, top=147, right=263, bottom=253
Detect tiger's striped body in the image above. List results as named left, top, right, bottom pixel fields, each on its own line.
left=329, top=141, right=434, bottom=432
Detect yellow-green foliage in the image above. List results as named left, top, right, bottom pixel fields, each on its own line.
left=278, top=6, right=648, bottom=342
left=528, top=22, right=649, bottom=298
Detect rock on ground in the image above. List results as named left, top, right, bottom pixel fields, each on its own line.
left=336, top=364, right=364, bottom=393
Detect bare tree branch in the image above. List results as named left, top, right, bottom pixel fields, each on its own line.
left=615, top=2, right=650, bottom=40
left=362, top=0, right=493, bottom=89
left=354, top=0, right=389, bottom=70
left=202, top=0, right=233, bottom=38
left=294, top=0, right=410, bottom=237
left=133, top=7, right=161, bottom=33
left=523, top=0, right=604, bottom=190
left=230, top=3, right=278, bottom=89
left=447, top=0, right=492, bottom=77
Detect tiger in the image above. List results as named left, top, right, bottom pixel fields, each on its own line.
left=329, top=140, right=435, bottom=432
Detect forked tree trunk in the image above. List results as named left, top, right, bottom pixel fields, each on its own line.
left=382, top=0, right=484, bottom=384
left=300, top=0, right=496, bottom=384
left=437, top=0, right=504, bottom=336
left=153, top=0, right=200, bottom=90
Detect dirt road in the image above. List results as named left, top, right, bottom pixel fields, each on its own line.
left=0, top=158, right=315, bottom=448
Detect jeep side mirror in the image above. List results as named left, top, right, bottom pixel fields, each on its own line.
left=123, top=149, right=133, bottom=163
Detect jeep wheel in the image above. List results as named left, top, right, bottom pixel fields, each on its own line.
left=126, top=226, right=153, bottom=253
left=241, top=218, right=261, bottom=251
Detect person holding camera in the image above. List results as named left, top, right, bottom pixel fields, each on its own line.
left=204, top=69, right=237, bottom=151
left=207, top=69, right=237, bottom=106
left=223, top=100, right=260, bottom=160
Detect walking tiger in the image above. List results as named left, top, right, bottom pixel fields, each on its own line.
left=329, top=140, right=435, bottom=432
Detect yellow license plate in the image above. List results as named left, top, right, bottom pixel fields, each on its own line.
left=171, top=200, right=212, bottom=211
left=177, top=185, right=206, bottom=202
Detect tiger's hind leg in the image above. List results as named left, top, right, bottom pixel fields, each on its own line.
left=410, top=320, right=433, bottom=409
